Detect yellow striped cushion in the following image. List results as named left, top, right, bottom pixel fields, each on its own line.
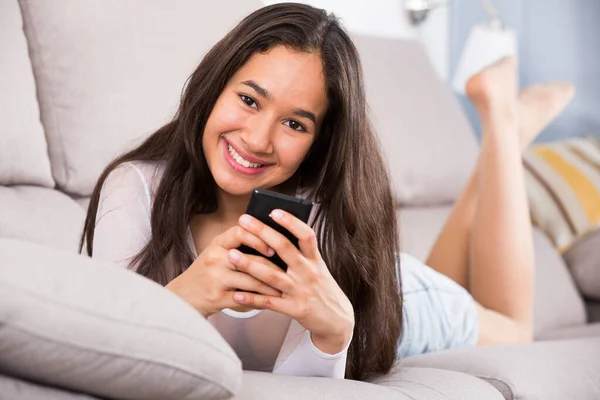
left=523, top=136, right=600, bottom=253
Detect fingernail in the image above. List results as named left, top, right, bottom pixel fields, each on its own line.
left=229, top=249, right=241, bottom=261
left=233, top=293, right=245, bottom=302
left=267, top=247, right=275, bottom=257
left=240, top=214, right=253, bottom=228
left=270, top=209, right=283, bottom=219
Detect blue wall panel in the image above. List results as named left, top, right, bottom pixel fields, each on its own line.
left=450, top=0, right=600, bottom=142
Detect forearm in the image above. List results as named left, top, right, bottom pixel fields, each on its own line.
left=274, top=324, right=351, bottom=379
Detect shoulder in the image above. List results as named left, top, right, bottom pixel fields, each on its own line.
left=103, top=161, right=166, bottom=207
left=99, top=161, right=164, bottom=215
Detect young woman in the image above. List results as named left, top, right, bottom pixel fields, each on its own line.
left=80, top=2, right=573, bottom=381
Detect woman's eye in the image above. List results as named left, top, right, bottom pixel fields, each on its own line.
left=240, top=95, right=258, bottom=109
left=284, top=120, right=306, bottom=132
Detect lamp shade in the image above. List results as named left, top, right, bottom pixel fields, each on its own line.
left=452, top=23, right=518, bottom=94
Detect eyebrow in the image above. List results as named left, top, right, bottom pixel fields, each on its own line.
left=241, top=80, right=317, bottom=126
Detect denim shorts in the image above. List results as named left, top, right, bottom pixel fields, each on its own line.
left=396, top=253, right=479, bottom=359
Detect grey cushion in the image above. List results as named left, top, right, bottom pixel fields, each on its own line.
left=0, top=374, right=99, bottom=400
left=236, top=367, right=503, bottom=400
left=368, top=365, right=503, bottom=400
left=18, top=0, right=262, bottom=196
left=0, top=0, right=54, bottom=187
left=536, top=322, right=600, bottom=341
left=0, top=238, right=242, bottom=400
left=354, top=36, right=479, bottom=206
left=563, top=228, right=600, bottom=300
left=397, top=205, right=453, bottom=261
left=400, top=338, right=600, bottom=400
left=0, top=186, right=85, bottom=253
left=587, top=300, right=600, bottom=323
left=531, top=228, right=587, bottom=336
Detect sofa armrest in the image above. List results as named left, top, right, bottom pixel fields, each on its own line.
left=236, top=367, right=504, bottom=400
left=400, top=338, right=600, bottom=400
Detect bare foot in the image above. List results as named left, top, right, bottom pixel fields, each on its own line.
left=466, top=56, right=518, bottom=115
left=517, top=82, right=575, bottom=150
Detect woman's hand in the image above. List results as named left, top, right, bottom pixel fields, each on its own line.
left=165, top=225, right=282, bottom=318
left=227, top=211, right=355, bottom=354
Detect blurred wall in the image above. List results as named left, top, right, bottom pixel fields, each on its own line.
left=451, top=0, right=600, bottom=142
left=263, top=0, right=451, bottom=80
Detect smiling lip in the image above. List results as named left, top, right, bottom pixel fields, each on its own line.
left=223, top=139, right=271, bottom=176
left=225, top=139, right=272, bottom=165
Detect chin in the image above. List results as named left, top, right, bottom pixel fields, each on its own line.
left=214, top=175, right=257, bottom=197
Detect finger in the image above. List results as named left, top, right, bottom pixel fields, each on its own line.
left=216, top=225, right=275, bottom=258
left=238, top=214, right=303, bottom=270
left=229, top=249, right=294, bottom=293
left=225, top=270, right=282, bottom=297
left=269, top=209, right=319, bottom=260
left=232, top=291, right=294, bottom=316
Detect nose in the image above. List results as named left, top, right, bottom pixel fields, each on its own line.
left=240, top=116, right=274, bottom=155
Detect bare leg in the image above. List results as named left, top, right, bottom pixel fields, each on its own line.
left=467, top=58, right=536, bottom=344
left=426, top=81, right=574, bottom=290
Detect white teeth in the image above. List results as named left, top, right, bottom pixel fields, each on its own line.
left=227, top=144, right=263, bottom=168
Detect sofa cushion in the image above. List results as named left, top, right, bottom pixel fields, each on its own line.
left=530, top=227, right=587, bottom=336
left=587, top=300, right=600, bottom=323
left=400, top=338, right=600, bottom=400
left=536, top=322, right=600, bottom=341
left=18, top=0, right=262, bottom=196
left=563, top=228, right=600, bottom=300
left=0, top=186, right=84, bottom=253
left=0, top=238, right=242, bottom=400
left=353, top=36, right=479, bottom=206
left=367, top=366, right=503, bottom=400
left=0, top=0, right=53, bottom=187
left=523, top=137, right=600, bottom=253
left=397, top=206, right=453, bottom=261
left=0, top=374, right=99, bottom=400
left=398, top=206, right=587, bottom=337
left=235, top=367, right=503, bottom=400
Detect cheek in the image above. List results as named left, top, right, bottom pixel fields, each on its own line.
left=206, top=98, right=247, bottom=135
left=275, top=137, right=313, bottom=169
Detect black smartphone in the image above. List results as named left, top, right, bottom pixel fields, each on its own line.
left=238, top=188, right=313, bottom=272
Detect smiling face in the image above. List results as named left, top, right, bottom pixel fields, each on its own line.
left=202, top=45, right=329, bottom=197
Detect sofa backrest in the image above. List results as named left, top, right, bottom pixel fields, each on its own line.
left=0, top=0, right=53, bottom=188
left=18, top=0, right=262, bottom=197
left=353, top=35, right=479, bottom=206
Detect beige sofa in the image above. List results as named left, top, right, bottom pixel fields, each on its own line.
left=1, top=1, right=599, bottom=399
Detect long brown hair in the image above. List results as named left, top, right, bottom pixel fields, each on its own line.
left=80, top=2, right=402, bottom=381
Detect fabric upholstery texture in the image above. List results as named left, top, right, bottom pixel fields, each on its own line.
left=563, top=228, right=600, bottom=300
left=397, top=205, right=453, bottom=261
left=530, top=228, right=587, bottom=336
left=0, top=374, right=99, bottom=400
left=587, top=300, right=600, bottom=323
left=353, top=35, right=479, bottom=206
left=234, top=367, right=503, bottom=400
left=523, top=137, right=600, bottom=252
left=536, top=322, right=600, bottom=341
left=0, top=186, right=85, bottom=253
left=18, top=0, right=261, bottom=196
left=400, top=338, right=600, bottom=400
left=0, top=238, right=242, bottom=400
left=0, top=0, right=53, bottom=187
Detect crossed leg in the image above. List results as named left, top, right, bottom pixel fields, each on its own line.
left=425, top=58, right=575, bottom=344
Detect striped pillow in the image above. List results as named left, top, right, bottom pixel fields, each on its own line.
left=523, top=136, right=600, bottom=253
